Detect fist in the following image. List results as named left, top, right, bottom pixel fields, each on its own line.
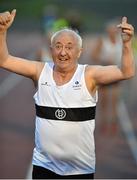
left=117, top=17, right=134, bottom=43
left=0, top=9, right=16, bottom=33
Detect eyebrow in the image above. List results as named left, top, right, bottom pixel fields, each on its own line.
left=55, top=42, right=73, bottom=45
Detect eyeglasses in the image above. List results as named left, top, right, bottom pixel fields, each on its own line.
left=51, top=44, right=74, bottom=51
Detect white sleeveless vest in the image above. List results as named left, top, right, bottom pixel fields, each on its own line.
left=32, top=62, right=98, bottom=175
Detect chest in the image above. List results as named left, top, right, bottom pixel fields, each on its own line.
left=39, top=77, right=85, bottom=104
left=35, top=63, right=95, bottom=107
left=39, top=70, right=94, bottom=108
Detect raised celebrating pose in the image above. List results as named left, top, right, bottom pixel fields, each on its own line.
left=0, top=9, right=135, bottom=179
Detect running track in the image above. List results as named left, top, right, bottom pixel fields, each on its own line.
left=0, top=32, right=137, bottom=179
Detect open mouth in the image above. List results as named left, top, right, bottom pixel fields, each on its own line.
left=59, top=58, right=68, bottom=61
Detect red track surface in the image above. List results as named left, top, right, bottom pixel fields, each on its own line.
left=0, top=32, right=137, bottom=179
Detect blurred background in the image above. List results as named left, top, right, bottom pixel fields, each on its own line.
left=0, top=0, right=137, bottom=179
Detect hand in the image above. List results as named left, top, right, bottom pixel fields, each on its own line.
left=117, top=17, right=134, bottom=43
left=0, top=9, right=16, bottom=33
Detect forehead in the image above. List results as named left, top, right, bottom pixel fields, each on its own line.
left=54, top=32, right=77, bottom=45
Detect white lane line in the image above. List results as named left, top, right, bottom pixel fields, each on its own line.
left=118, top=100, right=137, bottom=165
left=0, top=73, right=24, bottom=99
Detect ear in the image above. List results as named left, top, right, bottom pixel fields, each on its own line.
left=77, top=48, right=83, bottom=58
left=50, top=45, right=53, bottom=51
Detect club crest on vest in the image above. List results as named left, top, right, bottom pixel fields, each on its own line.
left=55, top=109, right=67, bottom=119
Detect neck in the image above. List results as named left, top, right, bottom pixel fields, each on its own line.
left=54, top=63, right=78, bottom=75
left=53, top=64, right=78, bottom=85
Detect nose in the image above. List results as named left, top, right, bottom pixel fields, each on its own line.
left=60, top=47, right=67, bottom=56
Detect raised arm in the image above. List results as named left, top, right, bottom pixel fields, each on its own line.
left=0, top=9, right=44, bottom=82
left=87, top=16, right=135, bottom=87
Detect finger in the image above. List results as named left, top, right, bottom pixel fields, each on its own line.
left=0, top=15, right=7, bottom=25
left=0, top=11, right=10, bottom=25
left=4, top=12, right=11, bottom=22
left=117, top=24, right=133, bottom=33
left=122, top=16, right=127, bottom=25
left=122, top=25, right=133, bottom=30
left=122, top=29, right=134, bottom=36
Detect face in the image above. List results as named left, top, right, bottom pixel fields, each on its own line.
left=51, top=32, right=82, bottom=71
left=107, top=25, right=118, bottom=38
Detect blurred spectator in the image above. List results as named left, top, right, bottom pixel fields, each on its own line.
left=91, top=20, right=122, bottom=135
left=42, top=5, right=58, bottom=35
left=36, top=5, right=69, bottom=62
left=65, top=10, right=83, bottom=33
left=36, top=7, right=83, bottom=62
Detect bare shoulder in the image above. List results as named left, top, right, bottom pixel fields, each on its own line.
left=35, top=61, right=45, bottom=81
left=85, top=65, right=100, bottom=94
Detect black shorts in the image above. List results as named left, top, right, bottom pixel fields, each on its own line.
left=32, top=165, right=94, bottom=179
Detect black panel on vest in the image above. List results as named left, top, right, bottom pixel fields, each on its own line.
left=35, top=104, right=96, bottom=121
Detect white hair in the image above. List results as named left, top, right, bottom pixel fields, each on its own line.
left=50, top=28, right=83, bottom=48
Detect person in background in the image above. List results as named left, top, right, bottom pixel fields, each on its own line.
left=37, top=5, right=69, bottom=62
left=91, top=20, right=123, bottom=135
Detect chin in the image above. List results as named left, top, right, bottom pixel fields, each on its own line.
left=57, top=60, right=69, bottom=66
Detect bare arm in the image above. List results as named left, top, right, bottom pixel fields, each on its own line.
left=0, top=10, right=44, bottom=82
left=87, top=17, right=135, bottom=87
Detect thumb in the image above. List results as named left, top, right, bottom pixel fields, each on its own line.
left=122, top=16, right=127, bottom=24
left=7, top=9, right=16, bottom=26
left=11, top=9, right=16, bottom=20
left=11, top=9, right=16, bottom=18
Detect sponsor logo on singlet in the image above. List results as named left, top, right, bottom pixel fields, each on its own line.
left=72, top=81, right=82, bottom=90
left=41, top=81, right=51, bottom=86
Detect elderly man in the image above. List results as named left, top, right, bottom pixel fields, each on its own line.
left=0, top=9, right=135, bottom=179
